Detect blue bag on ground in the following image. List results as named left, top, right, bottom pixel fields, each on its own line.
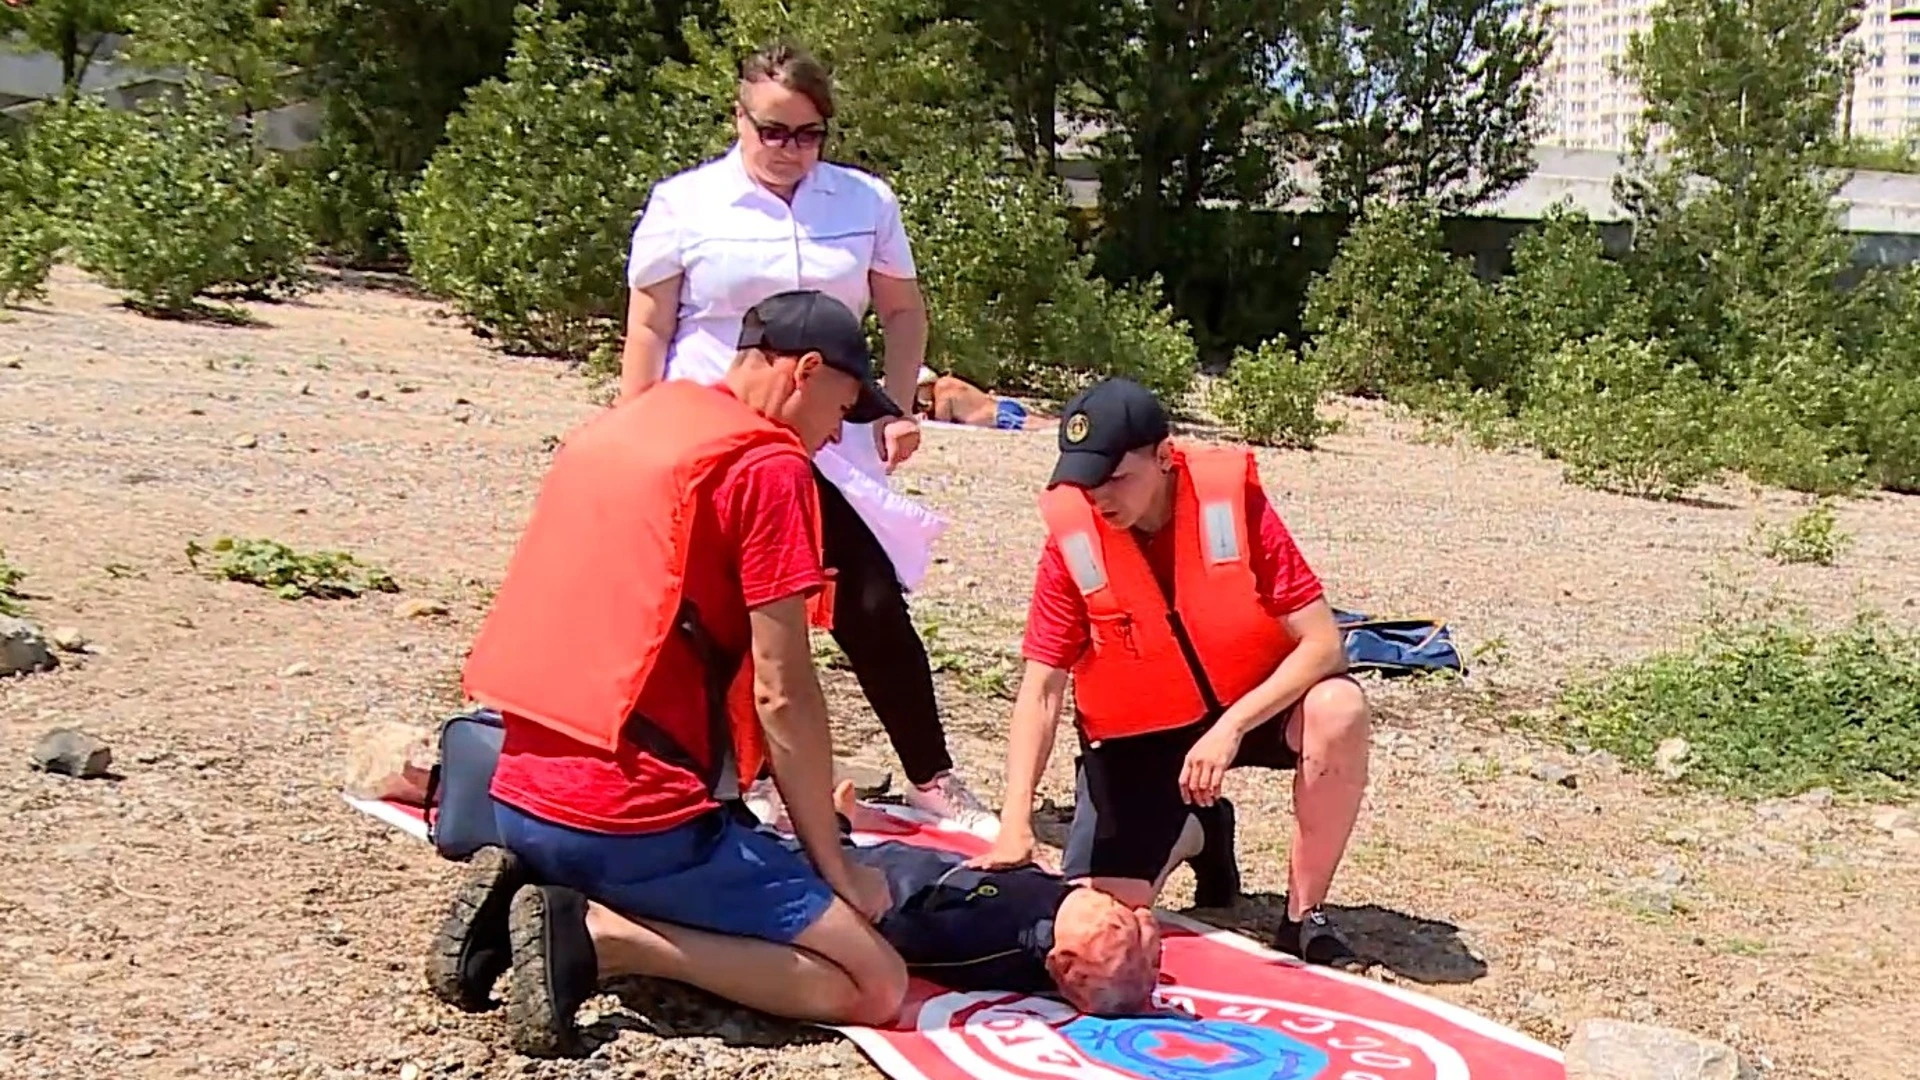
left=1334, top=609, right=1467, bottom=678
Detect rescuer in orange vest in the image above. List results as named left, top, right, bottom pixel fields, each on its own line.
left=969, top=377, right=1374, bottom=970
left=440, top=290, right=912, bottom=1056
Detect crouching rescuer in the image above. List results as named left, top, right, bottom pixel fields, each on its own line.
left=446, top=290, right=910, bottom=1055
left=972, top=376, right=1375, bottom=969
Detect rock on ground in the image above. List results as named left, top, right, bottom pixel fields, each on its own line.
left=1565, top=1018, right=1752, bottom=1080
left=30, top=728, right=113, bottom=779
left=0, top=616, right=58, bottom=677
left=1653, top=738, right=1692, bottom=780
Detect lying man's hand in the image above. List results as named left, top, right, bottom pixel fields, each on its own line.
left=966, top=827, right=1039, bottom=871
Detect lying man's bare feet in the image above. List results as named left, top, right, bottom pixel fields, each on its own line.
left=833, top=780, right=917, bottom=835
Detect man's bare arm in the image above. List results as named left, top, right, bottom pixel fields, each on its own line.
left=971, top=661, right=1068, bottom=866
left=749, top=595, right=859, bottom=891
left=1215, top=598, right=1348, bottom=738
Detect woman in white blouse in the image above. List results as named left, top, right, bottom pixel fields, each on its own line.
left=620, top=43, right=996, bottom=836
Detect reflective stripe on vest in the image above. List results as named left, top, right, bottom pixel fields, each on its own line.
left=461, top=380, right=828, bottom=792
left=1038, top=444, right=1295, bottom=742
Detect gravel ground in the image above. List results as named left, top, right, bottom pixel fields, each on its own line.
left=2, top=267, right=1917, bottom=1080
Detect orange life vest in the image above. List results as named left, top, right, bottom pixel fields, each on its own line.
left=1038, top=444, right=1295, bottom=742
left=461, top=379, right=833, bottom=792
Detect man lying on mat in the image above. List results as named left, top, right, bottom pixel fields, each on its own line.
left=428, top=784, right=1163, bottom=1055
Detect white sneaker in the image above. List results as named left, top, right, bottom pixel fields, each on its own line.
left=905, top=771, right=1001, bottom=840
left=743, top=776, right=791, bottom=833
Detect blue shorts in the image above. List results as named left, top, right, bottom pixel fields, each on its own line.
left=493, top=800, right=836, bottom=945
left=994, top=398, right=1028, bottom=430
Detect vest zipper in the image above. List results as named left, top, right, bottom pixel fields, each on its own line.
left=1131, top=530, right=1222, bottom=716
left=1166, top=611, right=1222, bottom=715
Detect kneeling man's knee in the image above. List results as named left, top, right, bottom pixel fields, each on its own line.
left=848, top=949, right=910, bottom=1026
left=1303, top=677, right=1371, bottom=755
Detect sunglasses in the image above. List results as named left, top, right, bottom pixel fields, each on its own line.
left=743, top=111, right=829, bottom=150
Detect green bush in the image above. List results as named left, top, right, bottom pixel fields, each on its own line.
left=61, top=86, right=314, bottom=314
left=1708, top=332, right=1874, bottom=496
left=1029, top=268, right=1199, bottom=405
left=0, top=103, right=117, bottom=306
left=1554, top=610, right=1920, bottom=799
left=1392, top=380, right=1523, bottom=450
left=1210, top=338, right=1333, bottom=449
left=891, top=154, right=1091, bottom=390
left=1519, top=334, right=1724, bottom=499
left=1302, top=202, right=1514, bottom=398
left=1855, top=369, right=1920, bottom=494
left=0, top=203, right=58, bottom=308
left=402, top=8, right=710, bottom=360
left=1498, top=204, right=1646, bottom=390
left=1716, top=378, right=1869, bottom=497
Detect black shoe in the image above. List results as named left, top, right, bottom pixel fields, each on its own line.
left=1275, top=907, right=1366, bottom=971
left=425, top=846, right=528, bottom=1011
left=504, top=883, right=600, bottom=1058
left=1185, top=798, right=1242, bottom=908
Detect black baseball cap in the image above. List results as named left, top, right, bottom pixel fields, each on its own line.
left=1048, top=377, right=1171, bottom=489
left=738, top=290, right=901, bottom=425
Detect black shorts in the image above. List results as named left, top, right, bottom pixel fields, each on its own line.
left=1059, top=708, right=1302, bottom=884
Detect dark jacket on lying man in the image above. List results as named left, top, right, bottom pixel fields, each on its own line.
left=811, top=827, right=1161, bottom=1014
left=857, top=841, right=1068, bottom=992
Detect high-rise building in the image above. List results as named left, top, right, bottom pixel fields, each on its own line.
left=1537, top=0, right=1920, bottom=150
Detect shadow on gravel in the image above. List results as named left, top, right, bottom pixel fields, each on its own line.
left=1199, top=892, right=1490, bottom=986
left=601, top=977, right=841, bottom=1050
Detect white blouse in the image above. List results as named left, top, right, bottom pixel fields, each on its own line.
left=626, top=146, right=947, bottom=588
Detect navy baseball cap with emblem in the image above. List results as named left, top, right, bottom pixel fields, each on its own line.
left=1048, top=377, right=1171, bottom=489
left=738, top=289, right=901, bottom=425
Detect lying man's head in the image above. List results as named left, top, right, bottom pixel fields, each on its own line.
left=1046, top=886, right=1163, bottom=1015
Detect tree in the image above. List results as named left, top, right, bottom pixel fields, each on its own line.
left=120, top=0, right=301, bottom=115
left=1613, top=0, right=1864, bottom=370
left=290, top=0, right=522, bottom=263
left=0, top=0, right=135, bottom=94
left=1086, top=0, right=1295, bottom=231
left=1286, top=0, right=1552, bottom=215
left=941, top=0, right=1109, bottom=173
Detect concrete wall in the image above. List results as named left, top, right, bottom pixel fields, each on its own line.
left=1057, top=143, right=1920, bottom=242
left=1, top=34, right=318, bottom=149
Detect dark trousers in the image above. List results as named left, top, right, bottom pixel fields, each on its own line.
left=814, top=464, right=953, bottom=786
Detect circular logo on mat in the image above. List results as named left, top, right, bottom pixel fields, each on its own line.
left=1065, top=413, right=1091, bottom=443
left=921, top=986, right=1465, bottom=1080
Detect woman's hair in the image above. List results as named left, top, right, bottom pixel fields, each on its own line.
left=738, top=42, right=836, bottom=121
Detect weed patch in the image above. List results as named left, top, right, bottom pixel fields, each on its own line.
left=0, top=551, right=26, bottom=615
left=1548, top=610, right=1920, bottom=799
left=1754, top=500, right=1850, bottom=566
left=186, top=537, right=398, bottom=600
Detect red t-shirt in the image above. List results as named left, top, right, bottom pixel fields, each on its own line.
left=489, top=439, right=826, bottom=835
left=1022, top=477, right=1325, bottom=671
